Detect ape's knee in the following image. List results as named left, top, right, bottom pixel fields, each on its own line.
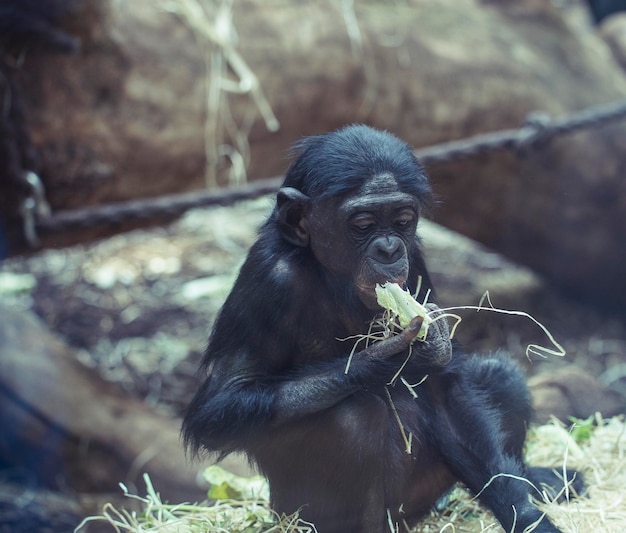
left=467, top=355, right=530, bottom=407
left=462, top=354, right=533, bottom=454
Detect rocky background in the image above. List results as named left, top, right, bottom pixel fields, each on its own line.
left=1, top=0, right=626, bottom=531
left=2, top=0, right=626, bottom=306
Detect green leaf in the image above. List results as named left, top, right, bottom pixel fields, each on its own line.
left=567, top=415, right=595, bottom=443
left=203, top=465, right=269, bottom=501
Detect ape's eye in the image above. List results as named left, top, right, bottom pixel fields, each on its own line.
left=352, top=216, right=375, bottom=233
left=354, top=223, right=374, bottom=233
left=394, top=214, right=415, bottom=228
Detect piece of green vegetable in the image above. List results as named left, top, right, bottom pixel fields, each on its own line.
left=375, top=282, right=431, bottom=340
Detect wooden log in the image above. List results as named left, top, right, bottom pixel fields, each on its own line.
left=0, top=303, right=252, bottom=502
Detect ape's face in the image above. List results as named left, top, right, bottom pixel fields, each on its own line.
left=300, top=173, right=420, bottom=309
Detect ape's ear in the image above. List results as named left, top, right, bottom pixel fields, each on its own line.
left=276, top=187, right=311, bottom=247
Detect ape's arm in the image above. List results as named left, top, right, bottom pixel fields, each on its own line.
left=271, top=316, right=426, bottom=424
left=183, top=316, right=425, bottom=453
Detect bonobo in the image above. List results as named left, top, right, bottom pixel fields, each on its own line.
left=183, top=125, right=573, bottom=532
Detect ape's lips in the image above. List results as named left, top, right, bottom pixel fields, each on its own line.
left=356, top=278, right=407, bottom=309
left=356, top=278, right=406, bottom=293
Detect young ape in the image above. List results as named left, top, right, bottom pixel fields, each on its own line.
left=183, top=125, right=572, bottom=532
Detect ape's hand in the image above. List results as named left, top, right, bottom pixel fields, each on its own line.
left=418, top=303, right=452, bottom=366
left=355, top=316, right=425, bottom=363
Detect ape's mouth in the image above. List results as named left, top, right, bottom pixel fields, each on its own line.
left=356, top=278, right=405, bottom=293
left=355, top=259, right=410, bottom=309
left=355, top=277, right=407, bottom=309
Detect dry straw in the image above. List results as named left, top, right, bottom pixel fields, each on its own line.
left=76, top=415, right=626, bottom=533
left=161, top=0, right=279, bottom=188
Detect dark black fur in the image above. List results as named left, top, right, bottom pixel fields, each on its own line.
left=283, top=125, right=433, bottom=204
left=183, top=125, right=574, bottom=532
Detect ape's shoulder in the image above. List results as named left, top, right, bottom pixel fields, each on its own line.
left=206, top=239, right=307, bottom=367
left=212, top=232, right=308, bottom=334
left=238, top=229, right=311, bottom=294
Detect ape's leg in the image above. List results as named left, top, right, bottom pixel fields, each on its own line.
left=251, top=393, right=391, bottom=533
left=428, top=355, right=561, bottom=533
left=460, top=355, right=532, bottom=457
left=462, top=356, right=583, bottom=499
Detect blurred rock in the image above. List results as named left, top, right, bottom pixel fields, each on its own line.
left=529, top=365, right=625, bottom=424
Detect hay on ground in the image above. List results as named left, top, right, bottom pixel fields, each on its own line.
left=76, top=415, right=626, bottom=533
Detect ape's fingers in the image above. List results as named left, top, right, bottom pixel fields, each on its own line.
left=358, top=316, right=424, bottom=361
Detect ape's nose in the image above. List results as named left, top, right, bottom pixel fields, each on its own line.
left=372, top=236, right=403, bottom=264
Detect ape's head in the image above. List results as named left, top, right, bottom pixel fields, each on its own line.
left=275, top=124, right=432, bottom=309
